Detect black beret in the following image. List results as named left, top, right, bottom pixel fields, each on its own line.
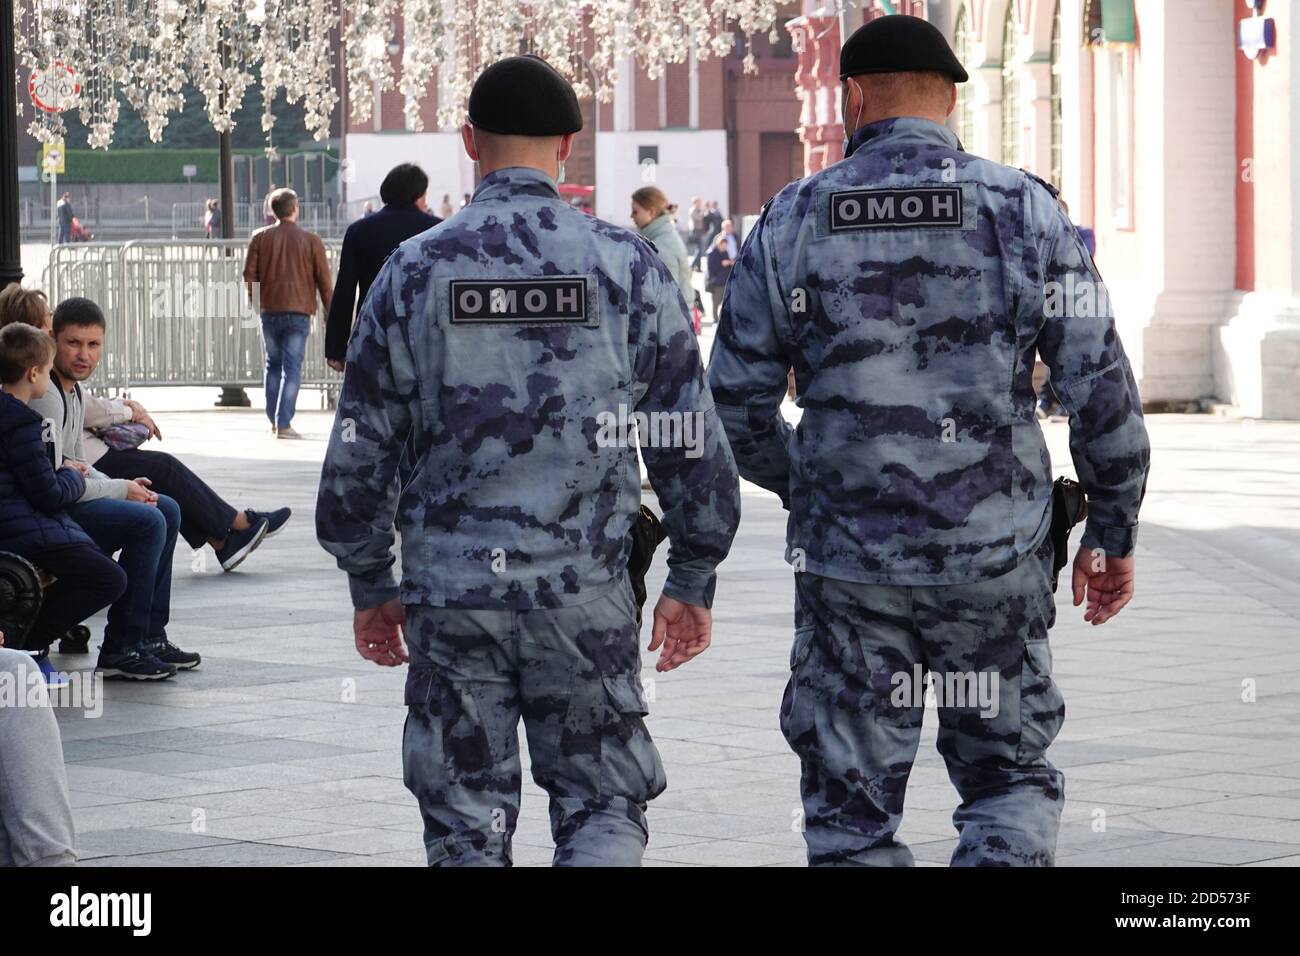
left=840, top=15, right=969, bottom=83
left=468, top=55, right=583, bottom=136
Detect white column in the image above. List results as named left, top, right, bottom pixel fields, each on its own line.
left=1059, top=0, right=1092, bottom=221
left=1217, top=0, right=1300, bottom=418
left=613, top=23, right=634, bottom=132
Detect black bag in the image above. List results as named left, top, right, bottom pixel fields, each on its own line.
left=627, top=505, right=668, bottom=626
left=0, top=552, right=44, bottom=650
left=1049, top=477, right=1088, bottom=592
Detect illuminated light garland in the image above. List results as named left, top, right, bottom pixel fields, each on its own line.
left=14, top=0, right=807, bottom=150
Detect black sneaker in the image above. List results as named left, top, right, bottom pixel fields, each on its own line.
left=97, top=650, right=177, bottom=681
left=147, top=639, right=201, bottom=671
left=245, top=506, right=291, bottom=538
left=58, top=624, right=92, bottom=654
left=214, top=516, right=269, bottom=571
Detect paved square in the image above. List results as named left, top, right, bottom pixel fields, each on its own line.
left=49, top=384, right=1300, bottom=867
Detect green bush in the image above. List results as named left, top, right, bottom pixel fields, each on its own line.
left=59, top=148, right=266, bottom=184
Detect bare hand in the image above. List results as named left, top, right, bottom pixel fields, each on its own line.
left=354, top=597, right=409, bottom=666
left=125, top=477, right=158, bottom=505
left=1071, top=547, right=1135, bottom=626
left=327, top=359, right=345, bottom=373
left=648, top=595, right=712, bottom=672
left=127, top=400, right=161, bottom=440
left=66, top=460, right=91, bottom=476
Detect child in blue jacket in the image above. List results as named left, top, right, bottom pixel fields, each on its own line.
left=0, top=323, right=125, bottom=681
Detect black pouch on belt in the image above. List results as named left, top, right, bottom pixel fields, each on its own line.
left=627, top=505, right=668, bottom=626
left=1049, top=477, right=1089, bottom=592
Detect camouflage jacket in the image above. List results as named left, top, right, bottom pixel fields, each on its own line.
left=317, top=166, right=740, bottom=610
left=708, top=117, right=1150, bottom=585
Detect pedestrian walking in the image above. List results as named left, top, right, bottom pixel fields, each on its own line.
left=704, top=233, right=734, bottom=325
left=55, top=193, right=73, bottom=245
left=708, top=14, right=1151, bottom=868
left=630, top=186, right=693, bottom=306
left=316, top=54, right=740, bottom=868
left=242, top=188, right=333, bottom=439
left=325, top=163, right=441, bottom=371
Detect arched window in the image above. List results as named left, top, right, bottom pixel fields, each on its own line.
left=1050, top=1, right=1063, bottom=188
left=953, top=4, right=975, bottom=149
left=1001, top=2, right=1021, bottom=167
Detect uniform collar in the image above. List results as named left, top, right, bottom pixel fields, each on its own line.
left=472, top=166, right=561, bottom=203
left=846, top=116, right=961, bottom=156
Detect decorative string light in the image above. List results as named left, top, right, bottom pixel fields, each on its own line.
left=15, top=0, right=800, bottom=149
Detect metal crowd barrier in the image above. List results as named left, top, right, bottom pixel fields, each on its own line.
left=46, top=239, right=344, bottom=396
left=170, top=202, right=340, bottom=238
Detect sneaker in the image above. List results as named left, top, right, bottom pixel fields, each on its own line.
left=97, top=650, right=177, bottom=681
left=213, top=516, right=269, bottom=571
left=35, top=654, right=70, bottom=687
left=147, top=639, right=201, bottom=671
left=58, top=624, right=92, bottom=654
left=275, top=426, right=303, bottom=440
left=245, top=506, right=291, bottom=538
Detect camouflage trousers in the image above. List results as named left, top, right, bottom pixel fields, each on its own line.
left=402, top=576, right=666, bottom=867
left=781, top=536, right=1065, bottom=867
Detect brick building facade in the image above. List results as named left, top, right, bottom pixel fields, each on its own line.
left=342, top=4, right=805, bottom=227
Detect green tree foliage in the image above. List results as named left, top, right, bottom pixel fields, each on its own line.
left=60, top=78, right=319, bottom=151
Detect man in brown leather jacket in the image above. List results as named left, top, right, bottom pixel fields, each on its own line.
left=243, top=188, right=332, bottom=439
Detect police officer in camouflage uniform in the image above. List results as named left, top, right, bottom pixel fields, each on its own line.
left=316, top=56, right=741, bottom=867
left=707, top=15, right=1151, bottom=867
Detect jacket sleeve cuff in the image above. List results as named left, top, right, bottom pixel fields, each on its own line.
left=661, top=568, right=716, bottom=610
left=1079, top=517, right=1138, bottom=558
left=348, top=567, right=400, bottom=610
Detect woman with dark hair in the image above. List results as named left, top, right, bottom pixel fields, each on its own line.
left=630, top=186, right=692, bottom=305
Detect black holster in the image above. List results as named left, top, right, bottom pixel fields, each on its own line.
left=627, top=506, right=668, bottom=626
left=1049, top=477, right=1089, bottom=592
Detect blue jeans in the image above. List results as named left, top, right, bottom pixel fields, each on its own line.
left=68, top=495, right=180, bottom=656
left=261, top=312, right=311, bottom=428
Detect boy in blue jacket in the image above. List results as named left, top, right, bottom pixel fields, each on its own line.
left=0, top=324, right=126, bottom=682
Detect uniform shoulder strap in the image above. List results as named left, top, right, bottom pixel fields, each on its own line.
left=1020, top=168, right=1061, bottom=201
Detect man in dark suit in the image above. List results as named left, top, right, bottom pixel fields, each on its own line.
left=325, top=164, right=442, bottom=370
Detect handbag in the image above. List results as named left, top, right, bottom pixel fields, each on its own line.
left=95, top=421, right=152, bottom=451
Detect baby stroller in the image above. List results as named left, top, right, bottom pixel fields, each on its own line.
left=0, top=552, right=42, bottom=648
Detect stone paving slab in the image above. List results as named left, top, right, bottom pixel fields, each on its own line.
left=37, top=400, right=1300, bottom=867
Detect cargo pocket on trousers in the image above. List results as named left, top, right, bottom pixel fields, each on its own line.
left=599, top=673, right=667, bottom=803
left=1017, top=639, right=1065, bottom=765
left=405, top=663, right=505, bottom=775
left=780, top=626, right=818, bottom=752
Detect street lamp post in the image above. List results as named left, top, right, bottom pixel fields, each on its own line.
left=215, top=31, right=250, bottom=407
left=1, top=0, right=24, bottom=290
